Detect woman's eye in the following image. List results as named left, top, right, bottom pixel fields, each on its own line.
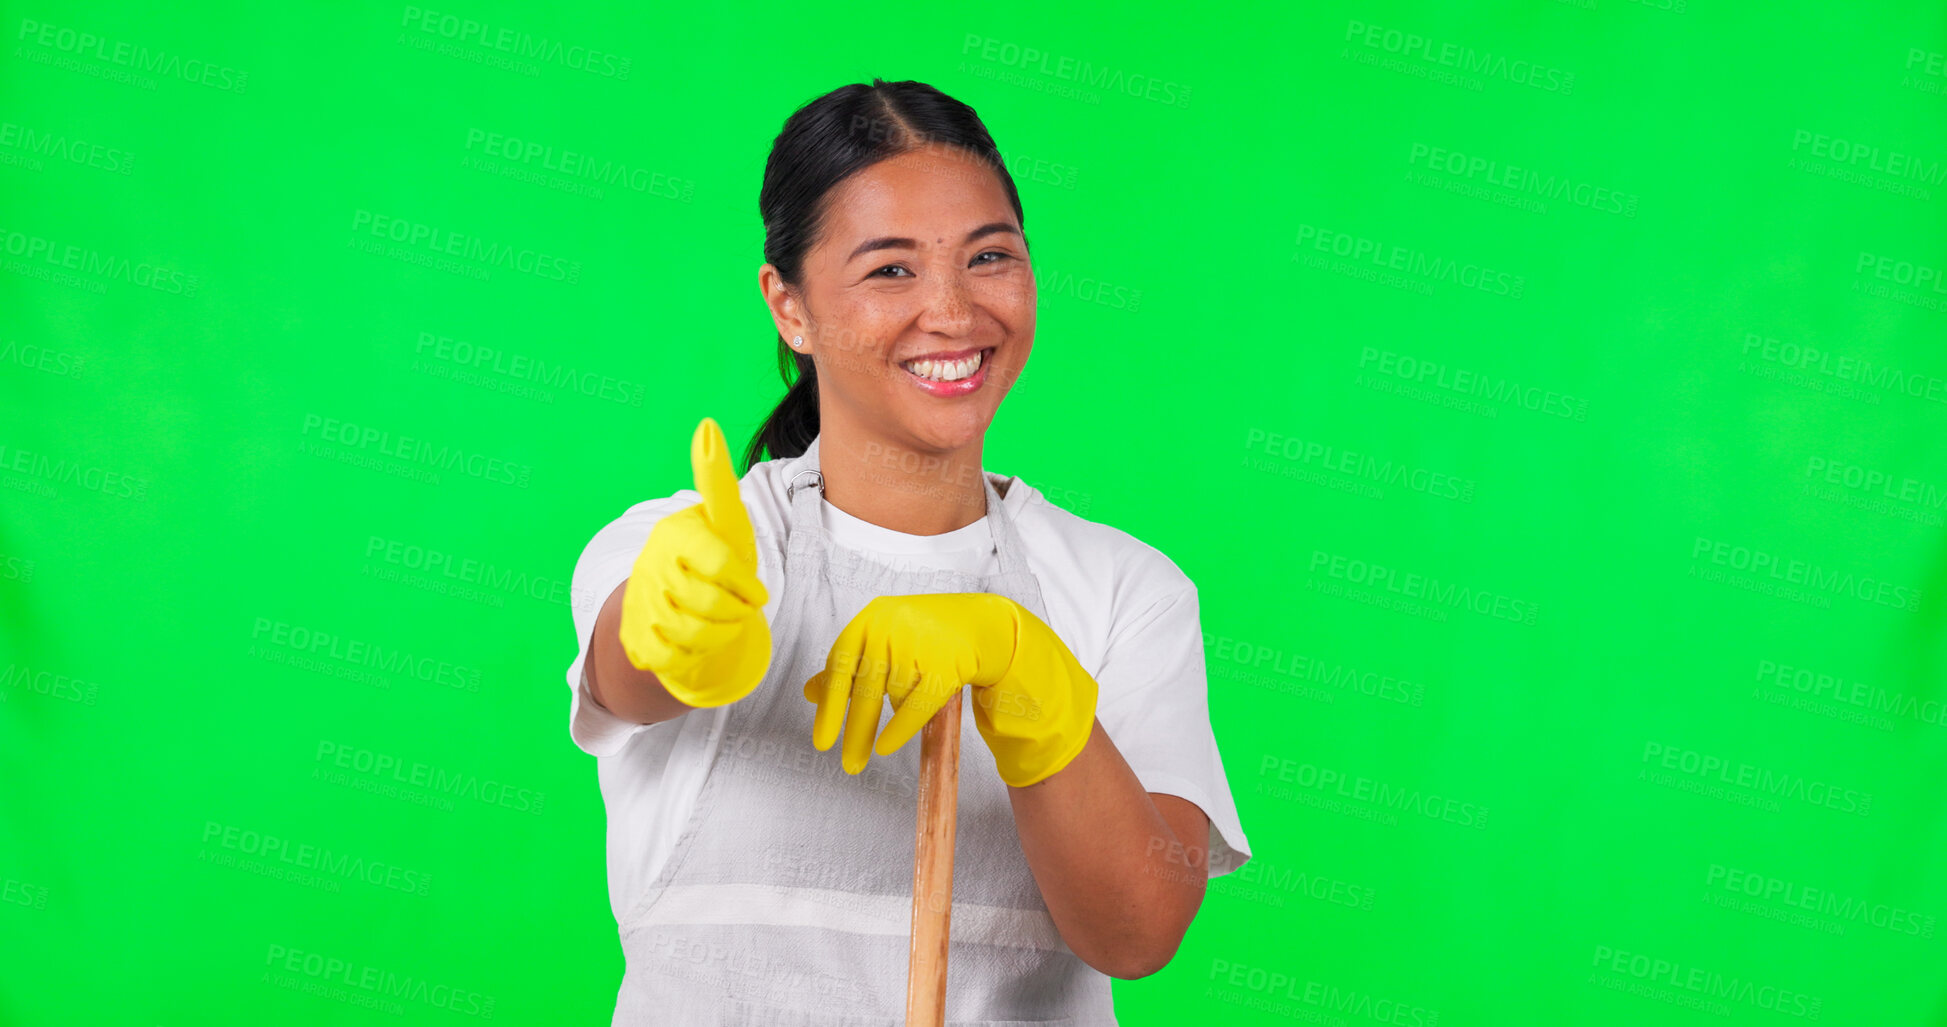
left=871, top=252, right=1011, bottom=277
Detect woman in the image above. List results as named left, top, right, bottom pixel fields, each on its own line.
left=564, top=78, right=1251, bottom=1025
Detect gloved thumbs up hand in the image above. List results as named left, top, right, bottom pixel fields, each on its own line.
left=692, top=414, right=760, bottom=571
left=618, top=417, right=773, bottom=708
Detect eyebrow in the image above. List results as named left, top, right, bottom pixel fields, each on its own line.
left=845, top=222, right=1020, bottom=264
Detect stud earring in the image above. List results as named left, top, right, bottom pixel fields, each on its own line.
left=791, top=335, right=803, bottom=348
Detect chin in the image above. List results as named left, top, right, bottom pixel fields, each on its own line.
left=900, top=407, right=996, bottom=454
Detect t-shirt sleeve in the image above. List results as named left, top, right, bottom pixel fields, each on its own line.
left=1093, top=583, right=1253, bottom=878
left=565, top=492, right=700, bottom=758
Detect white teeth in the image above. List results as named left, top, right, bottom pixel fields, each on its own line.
left=902, top=349, right=984, bottom=382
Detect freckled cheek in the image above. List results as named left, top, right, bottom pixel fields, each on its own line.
left=820, top=301, right=903, bottom=382
left=977, top=279, right=1034, bottom=322
left=986, top=283, right=1035, bottom=339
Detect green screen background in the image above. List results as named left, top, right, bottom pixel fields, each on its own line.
left=5, top=1, right=1946, bottom=1023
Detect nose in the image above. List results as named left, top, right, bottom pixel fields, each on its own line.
left=916, top=264, right=978, bottom=338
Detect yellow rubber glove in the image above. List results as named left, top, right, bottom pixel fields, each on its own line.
left=617, top=417, right=771, bottom=708
left=801, top=593, right=1097, bottom=787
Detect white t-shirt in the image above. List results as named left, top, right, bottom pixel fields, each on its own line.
left=564, top=446, right=1252, bottom=925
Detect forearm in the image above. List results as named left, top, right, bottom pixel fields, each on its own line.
left=1006, top=718, right=1205, bottom=979
left=587, top=579, right=698, bottom=726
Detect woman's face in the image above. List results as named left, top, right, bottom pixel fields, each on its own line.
left=763, top=145, right=1035, bottom=455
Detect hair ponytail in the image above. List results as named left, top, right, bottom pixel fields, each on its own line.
left=746, top=344, right=819, bottom=471
left=740, top=77, right=1026, bottom=473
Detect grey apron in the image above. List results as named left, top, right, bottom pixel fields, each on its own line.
left=611, top=435, right=1114, bottom=1026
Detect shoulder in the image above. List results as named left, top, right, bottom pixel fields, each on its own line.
left=1003, top=477, right=1197, bottom=626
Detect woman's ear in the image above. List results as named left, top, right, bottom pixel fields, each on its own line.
left=758, top=263, right=807, bottom=345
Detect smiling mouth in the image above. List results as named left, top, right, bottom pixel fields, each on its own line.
left=899, top=347, right=993, bottom=383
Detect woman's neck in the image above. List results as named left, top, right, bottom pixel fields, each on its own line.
left=812, top=418, right=989, bottom=537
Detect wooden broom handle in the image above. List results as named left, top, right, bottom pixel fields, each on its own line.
left=905, top=688, right=962, bottom=1026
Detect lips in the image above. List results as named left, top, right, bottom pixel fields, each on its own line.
left=900, top=346, right=994, bottom=397
left=900, top=348, right=985, bottom=382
